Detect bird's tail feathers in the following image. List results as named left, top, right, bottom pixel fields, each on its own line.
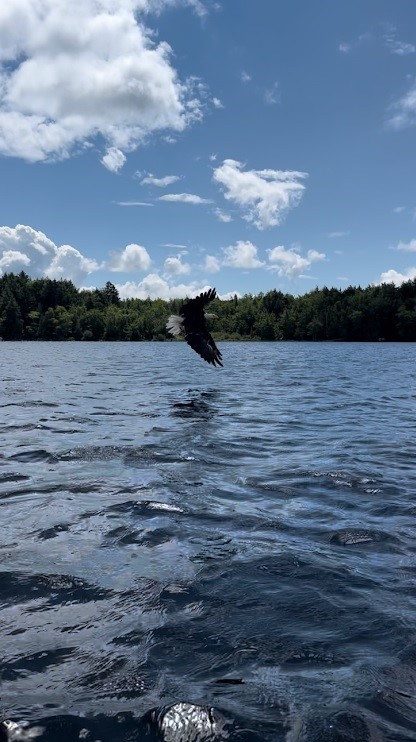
left=166, top=315, right=184, bottom=336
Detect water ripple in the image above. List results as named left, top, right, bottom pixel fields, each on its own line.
left=0, top=341, right=416, bottom=740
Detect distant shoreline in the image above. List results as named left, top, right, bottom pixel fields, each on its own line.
left=1, top=272, right=415, bottom=342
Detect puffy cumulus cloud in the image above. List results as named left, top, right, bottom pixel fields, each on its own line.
left=115, top=273, right=211, bottom=299
left=159, top=192, right=212, bottom=204
left=0, top=249, right=31, bottom=273
left=101, top=147, right=126, bottom=173
left=0, top=0, right=204, bottom=164
left=204, top=254, right=220, bottom=273
left=46, top=245, right=100, bottom=281
left=108, top=243, right=151, bottom=272
left=0, top=224, right=99, bottom=283
left=163, top=255, right=191, bottom=275
left=388, top=81, right=416, bottom=129
left=267, top=245, right=325, bottom=279
left=213, top=159, right=307, bottom=229
left=140, top=173, right=180, bottom=187
left=378, top=267, right=416, bottom=285
left=395, top=239, right=416, bottom=252
left=222, top=240, right=265, bottom=269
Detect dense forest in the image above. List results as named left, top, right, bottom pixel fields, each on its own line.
left=0, top=271, right=415, bottom=342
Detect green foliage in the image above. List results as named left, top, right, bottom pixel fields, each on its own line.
left=0, top=272, right=415, bottom=341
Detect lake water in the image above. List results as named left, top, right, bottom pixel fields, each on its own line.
left=1, top=341, right=416, bottom=741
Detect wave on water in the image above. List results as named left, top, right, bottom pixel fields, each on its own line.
left=1, top=342, right=416, bottom=740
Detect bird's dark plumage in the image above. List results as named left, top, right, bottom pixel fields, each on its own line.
left=167, top=288, right=223, bottom=367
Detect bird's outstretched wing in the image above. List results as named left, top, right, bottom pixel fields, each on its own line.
left=180, top=287, right=217, bottom=318
left=177, top=287, right=223, bottom=367
left=185, top=331, right=223, bottom=367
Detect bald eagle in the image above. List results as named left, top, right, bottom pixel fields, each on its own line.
left=167, top=288, right=223, bottom=367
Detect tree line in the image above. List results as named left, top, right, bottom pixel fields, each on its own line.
left=0, top=271, right=415, bottom=342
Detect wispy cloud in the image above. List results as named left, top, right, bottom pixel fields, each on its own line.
left=328, top=231, right=349, bottom=238
left=140, top=174, right=181, bottom=187
left=162, top=243, right=188, bottom=249
left=213, top=159, right=307, bottom=230
left=383, top=27, right=415, bottom=56
left=213, top=207, right=232, bottom=223
left=159, top=193, right=212, bottom=204
left=388, top=81, right=416, bottom=129
left=241, top=71, right=251, bottom=83
left=212, top=97, right=224, bottom=109
left=264, top=82, right=280, bottom=105
left=393, top=206, right=405, bottom=214
left=338, top=43, right=351, bottom=54
left=115, top=201, right=154, bottom=207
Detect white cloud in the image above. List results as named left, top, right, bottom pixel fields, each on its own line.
left=338, top=43, right=351, bottom=53
left=162, top=242, right=187, bottom=248
left=212, top=97, right=223, bottom=109
left=388, top=81, right=416, bottom=129
left=115, top=274, right=211, bottom=299
left=159, top=192, right=212, bottom=204
left=307, top=249, right=326, bottom=261
left=109, top=243, right=151, bottom=272
left=384, top=32, right=415, bottom=56
left=241, top=71, right=251, bottom=83
left=163, top=255, right=191, bottom=275
left=222, top=240, right=265, bottom=269
left=150, top=0, right=209, bottom=19
left=0, top=250, right=31, bottom=272
left=209, top=153, right=217, bottom=161
left=213, top=159, right=307, bottom=229
left=115, top=201, right=154, bottom=206
left=0, top=0, right=204, bottom=164
left=204, top=254, right=220, bottom=273
left=328, top=231, right=349, bottom=238
left=213, top=207, right=232, bottom=223
left=140, top=174, right=180, bottom=187
left=395, top=239, right=416, bottom=252
left=378, top=267, right=416, bottom=285
left=101, top=147, right=126, bottom=173
left=264, top=82, right=280, bottom=105
left=219, top=290, right=241, bottom=300
left=267, top=245, right=325, bottom=279
left=0, top=224, right=99, bottom=284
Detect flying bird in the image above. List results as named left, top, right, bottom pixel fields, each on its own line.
left=166, top=288, right=223, bottom=367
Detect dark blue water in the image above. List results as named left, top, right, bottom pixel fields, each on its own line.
left=1, top=341, right=416, bottom=741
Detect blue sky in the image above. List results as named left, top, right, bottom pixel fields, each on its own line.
left=1, top=0, right=416, bottom=299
